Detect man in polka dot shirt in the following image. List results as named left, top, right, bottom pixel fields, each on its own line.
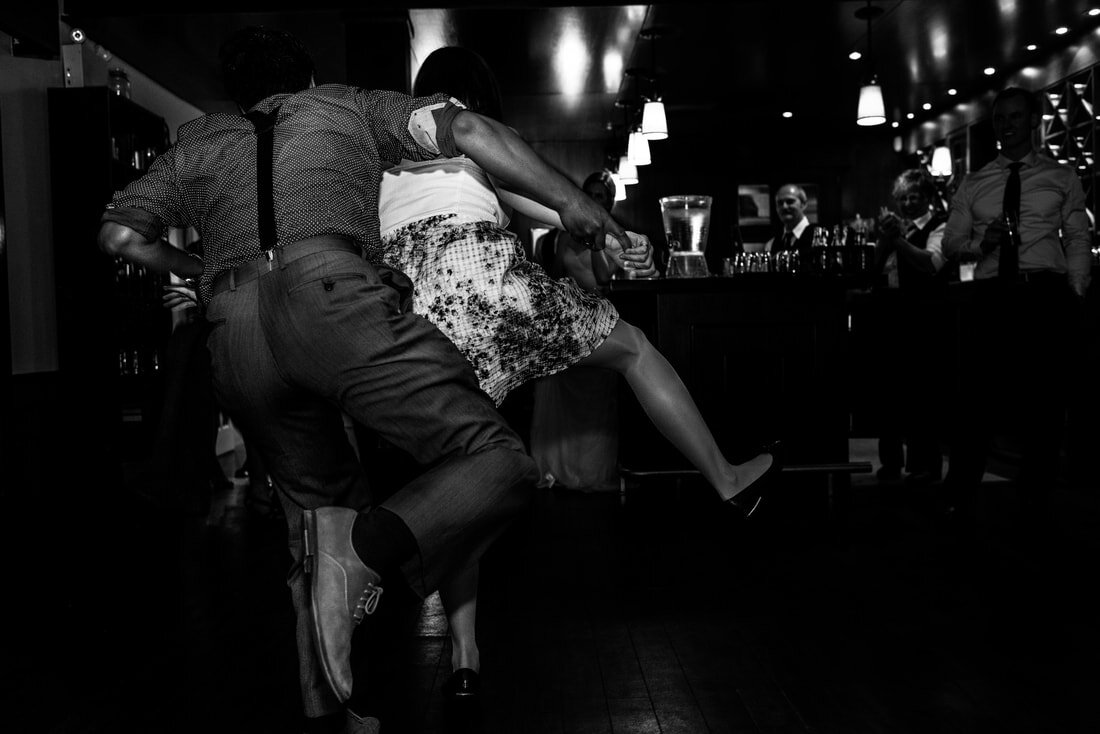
left=98, top=26, right=629, bottom=733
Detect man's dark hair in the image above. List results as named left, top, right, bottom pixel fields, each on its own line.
left=219, top=26, right=315, bottom=110
left=413, top=46, right=504, bottom=122
left=992, top=86, right=1039, bottom=116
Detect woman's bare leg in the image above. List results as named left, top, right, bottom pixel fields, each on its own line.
left=440, top=564, right=480, bottom=673
left=575, top=319, right=772, bottom=502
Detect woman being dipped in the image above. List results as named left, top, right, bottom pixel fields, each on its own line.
left=373, top=45, right=780, bottom=699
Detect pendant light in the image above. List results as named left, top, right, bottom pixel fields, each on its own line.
left=929, top=144, right=952, bottom=177
left=610, top=171, right=627, bottom=202
left=617, top=155, right=639, bottom=185
left=636, top=26, right=671, bottom=140
left=627, top=128, right=651, bottom=166
left=641, top=100, right=668, bottom=141
left=855, top=2, right=886, bottom=127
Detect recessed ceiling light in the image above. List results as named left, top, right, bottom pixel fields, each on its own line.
left=1026, top=43, right=1038, bottom=51
left=906, top=112, right=915, bottom=119
left=947, top=88, right=958, bottom=95
left=983, top=67, right=996, bottom=75
left=1090, top=9, right=1100, bottom=16
left=849, top=50, right=862, bottom=60
left=782, top=111, right=793, bottom=118
left=922, top=102, right=932, bottom=110
left=891, top=121, right=899, bottom=128
left=1055, top=26, right=1069, bottom=35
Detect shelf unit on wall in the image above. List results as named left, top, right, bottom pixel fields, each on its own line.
left=47, top=87, right=178, bottom=461
left=1040, top=66, right=1098, bottom=234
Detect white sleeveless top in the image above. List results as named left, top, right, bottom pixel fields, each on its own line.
left=378, top=156, right=510, bottom=235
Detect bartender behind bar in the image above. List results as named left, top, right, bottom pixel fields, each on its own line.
left=765, top=183, right=814, bottom=257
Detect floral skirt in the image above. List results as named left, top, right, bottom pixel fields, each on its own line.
left=373, top=215, right=619, bottom=405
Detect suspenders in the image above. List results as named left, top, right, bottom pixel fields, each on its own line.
left=244, top=105, right=281, bottom=254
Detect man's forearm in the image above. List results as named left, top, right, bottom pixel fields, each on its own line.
left=98, top=221, right=202, bottom=278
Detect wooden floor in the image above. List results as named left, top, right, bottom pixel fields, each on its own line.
left=3, top=438, right=1098, bottom=734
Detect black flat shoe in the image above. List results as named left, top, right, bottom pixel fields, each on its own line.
left=442, top=668, right=480, bottom=702
left=725, top=440, right=783, bottom=519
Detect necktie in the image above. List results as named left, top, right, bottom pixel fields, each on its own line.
left=782, top=231, right=795, bottom=251
left=904, top=221, right=918, bottom=240
left=999, top=162, right=1023, bottom=280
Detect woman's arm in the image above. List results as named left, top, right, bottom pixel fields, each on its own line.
left=451, top=111, right=625, bottom=251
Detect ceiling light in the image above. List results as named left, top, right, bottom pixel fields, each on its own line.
left=627, top=129, right=651, bottom=166
left=1090, top=9, right=1100, bottom=17
left=929, top=145, right=952, bottom=177
left=857, top=79, right=886, bottom=126
left=610, top=172, right=627, bottom=202
left=922, top=102, right=932, bottom=110
left=1055, top=26, right=1069, bottom=35
left=782, top=111, right=793, bottom=118
left=1026, top=43, right=1038, bottom=50
left=948, top=88, right=958, bottom=95
left=641, top=99, right=668, bottom=140
left=983, top=67, right=996, bottom=75
left=906, top=112, right=915, bottom=119
left=636, top=26, right=671, bottom=141
left=849, top=50, right=862, bottom=60
left=617, top=155, right=638, bottom=185
left=854, top=2, right=886, bottom=127
left=891, top=121, right=899, bottom=128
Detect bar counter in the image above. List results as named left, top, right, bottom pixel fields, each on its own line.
left=607, top=274, right=870, bottom=473
left=608, top=272, right=1100, bottom=484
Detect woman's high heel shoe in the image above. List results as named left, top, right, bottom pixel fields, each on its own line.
left=442, top=667, right=481, bottom=702
left=725, top=440, right=783, bottom=519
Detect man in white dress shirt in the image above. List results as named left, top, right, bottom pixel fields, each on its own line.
left=941, top=86, right=1090, bottom=528
left=765, top=183, right=813, bottom=253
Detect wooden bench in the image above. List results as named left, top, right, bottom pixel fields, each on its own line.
left=618, top=461, right=873, bottom=508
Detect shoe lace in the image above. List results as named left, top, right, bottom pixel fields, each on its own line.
left=353, top=583, right=383, bottom=624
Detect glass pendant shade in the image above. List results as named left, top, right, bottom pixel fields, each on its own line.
left=610, top=172, right=627, bottom=201
left=627, top=129, right=651, bottom=166
left=929, top=145, right=952, bottom=177
left=617, top=155, right=639, bottom=185
left=857, top=80, right=886, bottom=126
left=641, top=100, right=668, bottom=140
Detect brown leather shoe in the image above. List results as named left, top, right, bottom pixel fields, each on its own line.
left=304, top=508, right=383, bottom=703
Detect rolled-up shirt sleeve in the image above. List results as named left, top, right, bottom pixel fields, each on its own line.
left=926, top=222, right=946, bottom=271
left=1060, top=170, right=1092, bottom=282
left=101, top=147, right=185, bottom=240
left=358, top=90, right=467, bottom=163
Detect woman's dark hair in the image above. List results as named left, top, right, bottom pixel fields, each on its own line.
left=583, top=170, right=616, bottom=200
left=219, top=26, right=315, bottom=110
left=413, top=46, right=504, bottom=122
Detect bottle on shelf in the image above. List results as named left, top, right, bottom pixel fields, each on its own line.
left=107, top=67, right=131, bottom=99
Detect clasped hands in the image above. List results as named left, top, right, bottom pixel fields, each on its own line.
left=876, top=208, right=906, bottom=247
left=604, top=231, right=657, bottom=277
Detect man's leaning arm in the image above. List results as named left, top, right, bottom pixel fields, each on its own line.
left=98, top=220, right=203, bottom=279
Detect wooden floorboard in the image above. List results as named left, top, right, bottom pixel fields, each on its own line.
left=3, top=438, right=1098, bottom=733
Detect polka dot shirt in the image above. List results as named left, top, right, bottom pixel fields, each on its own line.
left=102, top=84, right=465, bottom=303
